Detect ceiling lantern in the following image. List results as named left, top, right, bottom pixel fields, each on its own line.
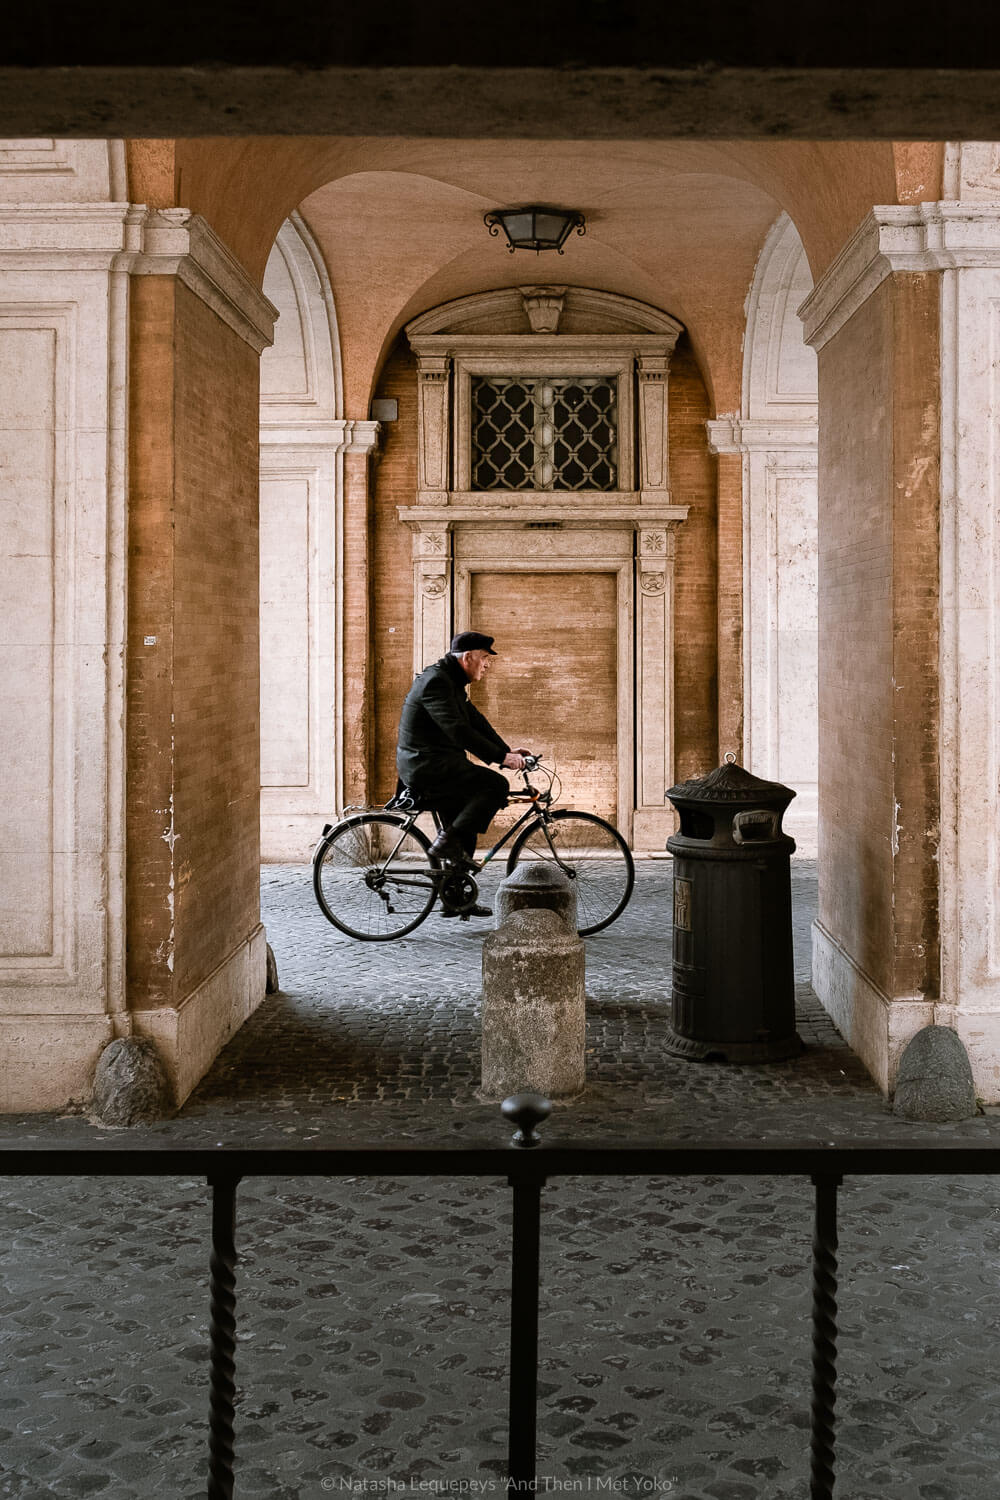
left=484, top=206, right=586, bottom=254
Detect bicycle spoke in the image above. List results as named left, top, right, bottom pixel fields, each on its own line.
left=508, top=812, right=634, bottom=936
left=314, top=815, right=438, bottom=940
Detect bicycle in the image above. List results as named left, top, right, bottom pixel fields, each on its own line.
left=312, top=756, right=635, bottom=941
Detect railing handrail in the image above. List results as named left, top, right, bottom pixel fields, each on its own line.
left=2, top=1137, right=1000, bottom=1178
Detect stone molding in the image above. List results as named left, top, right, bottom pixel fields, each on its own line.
left=0, top=201, right=144, bottom=262
left=399, top=503, right=689, bottom=530
left=128, top=207, right=277, bottom=353
left=0, top=203, right=278, bottom=351
left=260, top=211, right=342, bottom=422
left=259, top=417, right=376, bottom=452
left=706, top=416, right=819, bottom=454
left=406, top=285, right=685, bottom=340
left=800, top=202, right=1000, bottom=351
left=341, top=417, right=380, bottom=454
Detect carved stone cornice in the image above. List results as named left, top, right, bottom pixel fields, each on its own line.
left=128, top=208, right=277, bottom=353
left=398, top=503, right=689, bottom=531
left=706, top=416, right=818, bottom=454
left=0, top=201, right=144, bottom=265
left=800, top=202, right=1000, bottom=352
left=341, top=418, right=381, bottom=454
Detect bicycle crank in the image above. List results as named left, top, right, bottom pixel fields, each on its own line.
left=439, top=869, right=480, bottom=915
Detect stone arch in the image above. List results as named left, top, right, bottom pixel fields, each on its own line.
left=708, top=211, right=818, bottom=849
left=259, top=213, right=350, bottom=858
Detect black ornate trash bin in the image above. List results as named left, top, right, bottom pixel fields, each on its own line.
left=665, top=756, right=802, bottom=1063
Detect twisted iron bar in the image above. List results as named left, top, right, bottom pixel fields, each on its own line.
left=504, top=1095, right=550, bottom=1494
left=810, top=1172, right=841, bottom=1500
left=208, top=1174, right=240, bottom=1500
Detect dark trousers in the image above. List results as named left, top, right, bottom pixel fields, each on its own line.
left=429, top=766, right=509, bottom=856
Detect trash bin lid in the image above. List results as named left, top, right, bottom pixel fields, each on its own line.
left=666, top=757, right=795, bottom=813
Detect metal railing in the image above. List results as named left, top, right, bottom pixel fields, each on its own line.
left=4, top=1095, right=1000, bottom=1500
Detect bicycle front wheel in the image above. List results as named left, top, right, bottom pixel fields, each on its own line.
left=506, top=809, right=635, bottom=936
left=313, top=813, right=438, bottom=941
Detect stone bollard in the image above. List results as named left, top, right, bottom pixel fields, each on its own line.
left=92, top=1037, right=171, bottom=1125
left=494, top=860, right=578, bottom=932
left=481, top=907, right=586, bottom=1099
left=893, top=1025, right=978, bottom=1122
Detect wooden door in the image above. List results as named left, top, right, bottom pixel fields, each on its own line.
left=468, top=570, right=618, bottom=828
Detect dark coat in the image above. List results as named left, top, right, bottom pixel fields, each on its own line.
left=396, top=654, right=509, bottom=796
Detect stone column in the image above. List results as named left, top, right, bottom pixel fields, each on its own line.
left=633, top=522, right=683, bottom=848
left=799, top=206, right=942, bottom=1096
left=411, top=523, right=453, bottom=672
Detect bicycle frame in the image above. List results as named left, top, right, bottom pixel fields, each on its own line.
left=375, top=775, right=565, bottom=889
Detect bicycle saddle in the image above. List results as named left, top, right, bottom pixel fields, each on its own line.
left=383, top=785, right=427, bottom=813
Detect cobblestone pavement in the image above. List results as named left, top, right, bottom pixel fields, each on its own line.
left=3, top=861, right=1000, bottom=1498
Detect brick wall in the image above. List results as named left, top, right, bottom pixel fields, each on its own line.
left=127, top=279, right=261, bottom=1008
left=817, top=273, right=939, bottom=1001
left=670, top=335, right=719, bottom=782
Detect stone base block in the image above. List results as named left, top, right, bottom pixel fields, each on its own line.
left=934, top=1004, right=1000, bottom=1105
left=812, top=920, right=934, bottom=1094
left=261, top=813, right=324, bottom=863
left=133, top=924, right=268, bottom=1106
left=631, top=806, right=677, bottom=851
left=0, top=1012, right=113, bottom=1113
left=481, top=909, right=585, bottom=1099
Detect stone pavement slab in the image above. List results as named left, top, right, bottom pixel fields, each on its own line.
left=3, top=862, right=1000, bottom=1498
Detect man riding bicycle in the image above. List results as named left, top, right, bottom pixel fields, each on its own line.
left=395, top=631, right=530, bottom=914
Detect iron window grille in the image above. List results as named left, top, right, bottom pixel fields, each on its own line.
left=471, top=374, right=618, bottom=490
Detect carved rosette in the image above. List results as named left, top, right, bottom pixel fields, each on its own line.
left=637, top=525, right=677, bottom=594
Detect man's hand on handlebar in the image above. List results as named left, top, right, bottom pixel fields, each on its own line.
left=502, top=749, right=539, bottom=771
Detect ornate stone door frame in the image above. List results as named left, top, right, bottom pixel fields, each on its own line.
left=400, top=287, right=689, bottom=849
left=400, top=506, right=687, bottom=847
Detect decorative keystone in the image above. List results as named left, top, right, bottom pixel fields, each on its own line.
left=501, top=1092, right=552, bottom=1148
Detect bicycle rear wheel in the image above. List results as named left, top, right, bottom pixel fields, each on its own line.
left=313, top=813, right=438, bottom=940
left=506, top=809, right=635, bottom=936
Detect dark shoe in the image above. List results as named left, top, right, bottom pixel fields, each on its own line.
left=440, top=903, right=493, bottom=920
left=428, top=828, right=465, bottom=863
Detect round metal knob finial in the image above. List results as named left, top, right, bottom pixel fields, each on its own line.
left=724, top=751, right=737, bottom=765
left=501, top=1092, right=552, bottom=1148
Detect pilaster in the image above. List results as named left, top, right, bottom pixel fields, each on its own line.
left=411, top=524, right=453, bottom=672
left=633, top=523, right=683, bottom=848
left=0, top=198, right=137, bottom=1109
left=341, top=419, right=381, bottom=809
left=416, top=353, right=450, bottom=503
left=637, top=354, right=671, bottom=501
